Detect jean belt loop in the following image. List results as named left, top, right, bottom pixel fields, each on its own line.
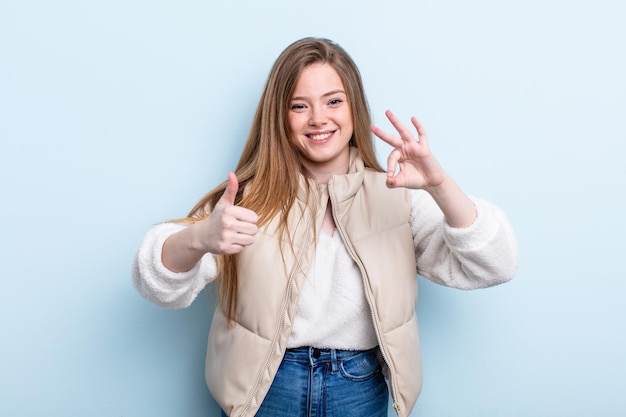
left=330, top=349, right=338, bottom=374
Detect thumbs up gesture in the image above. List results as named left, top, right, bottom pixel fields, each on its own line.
left=201, top=172, right=259, bottom=255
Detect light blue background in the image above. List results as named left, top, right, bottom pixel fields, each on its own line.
left=1, top=0, right=625, bottom=416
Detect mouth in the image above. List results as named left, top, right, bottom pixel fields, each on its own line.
left=306, top=131, right=335, bottom=142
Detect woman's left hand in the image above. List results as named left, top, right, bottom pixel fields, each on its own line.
left=371, top=110, right=447, bottom=190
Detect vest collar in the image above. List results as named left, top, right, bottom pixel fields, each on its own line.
left=296, top=147, right=365, bottom=204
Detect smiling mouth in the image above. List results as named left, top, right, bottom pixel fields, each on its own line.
left=307, top=131, right=334, bottom=141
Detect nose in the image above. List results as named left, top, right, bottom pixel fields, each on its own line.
left=308, top=106, right=327, bottom=126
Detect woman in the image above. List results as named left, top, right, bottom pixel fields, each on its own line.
left=133, top=37, right=518, bottom=417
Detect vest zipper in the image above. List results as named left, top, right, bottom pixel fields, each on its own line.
left=328, top=179, right=403, bottom=416
left=237, top=218, right=313, bottom=417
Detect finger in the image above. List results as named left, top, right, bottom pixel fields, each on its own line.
left=224, top=208, right=259, bottom=232
left=371, top=124, right=403, bottom=149
left=221, top=243, right=247, bottom=255
left=232, top=207, right=259, bottom=225
left=236, top=221, right=258, bottom=236
left=233, top=233, right=256, bottom=247
left=410, top=117, right=428, bottom=144
left=386, top=149, right=400, bottom=180
left=224, top=245, right=244, bottom=255
left=222, top=232, right=256, bottom=254
left=216, top=223, right=257, bottom=254
left=228, top=235, right=256, bottom=253
left=218, top=172, right=239, bottom=206
left=386, top=148, right=410, bottom=189
left=385, top=110, right=416, bottom=142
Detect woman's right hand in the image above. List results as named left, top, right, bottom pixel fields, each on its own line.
left=199, top=172, right=259, bottom=255
left=161, top=172, right=258, bottom=272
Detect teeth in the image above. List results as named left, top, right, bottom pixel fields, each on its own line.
left=309, top=132, right=332, bottom=141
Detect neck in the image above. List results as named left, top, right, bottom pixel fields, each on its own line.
left=305, top=164, right=347, bottom=185
left=301, top=150, right=351, bottom=185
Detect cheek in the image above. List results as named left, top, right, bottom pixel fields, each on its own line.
left=287, top=114, right=300, bottom=135
left=343, top=112, right=354, bottom=134
left=287, top=118, right=300, bottom=145
left=341, top=107, right=354, bottom=127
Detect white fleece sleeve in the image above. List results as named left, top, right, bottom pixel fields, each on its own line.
left=410, top=190, right=519, bottom=289
left=132, top=222, right=218, bottom=308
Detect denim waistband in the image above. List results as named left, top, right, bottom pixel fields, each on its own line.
left=284, top=346, right=379, bottom=368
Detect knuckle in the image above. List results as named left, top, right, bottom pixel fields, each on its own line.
left=217, top=241, right=229, bottom=253
left=221, top=217, right=236, bottom=230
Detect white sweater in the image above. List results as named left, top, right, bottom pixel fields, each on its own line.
left=133, top=190, right=518, bottom=350
left=288, top=230, right=378, bottom=350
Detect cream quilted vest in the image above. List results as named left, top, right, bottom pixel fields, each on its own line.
left=206, top=151, right=421, bottom=417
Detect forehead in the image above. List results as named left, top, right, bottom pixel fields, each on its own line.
left=292, top=63, right=346, bottom=95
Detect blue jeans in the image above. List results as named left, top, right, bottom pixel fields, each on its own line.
left=222, top=346, right=388, bottom=416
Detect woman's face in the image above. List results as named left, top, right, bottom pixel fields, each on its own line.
left=288, top=63, right=354, bottom=183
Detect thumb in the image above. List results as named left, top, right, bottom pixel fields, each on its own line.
left=218, top=172, right=239, bottom=206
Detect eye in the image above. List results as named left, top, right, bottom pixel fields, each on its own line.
left=290, top=103, right=307, bottom=111
left=328, top=98, right=343, bottom=106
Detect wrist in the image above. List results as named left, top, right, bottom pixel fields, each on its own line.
left=424, top=175, right=477, bottom=228
left=423, top=173, right=450, bottom=196
left=186, top=221, right=211, bottom=254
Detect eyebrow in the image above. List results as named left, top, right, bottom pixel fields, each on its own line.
left=291, top=89, right=347, bottom=101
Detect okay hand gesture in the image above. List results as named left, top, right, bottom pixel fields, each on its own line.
left=371, top=110, right=447, bottom=190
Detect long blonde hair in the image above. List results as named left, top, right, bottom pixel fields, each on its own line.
left=183, top=37, right=383, bottom=322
